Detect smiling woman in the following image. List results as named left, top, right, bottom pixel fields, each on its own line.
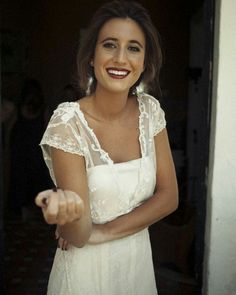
left=35, top=1, right=178, bottom=294
left=77, top=0, right=163, bottom=98
left=92, top=17, right=145, bottom=96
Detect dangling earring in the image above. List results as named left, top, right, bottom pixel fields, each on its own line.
left=86, top=76, right=93, bottom=96
left=135, top=81, right=145, bottom=96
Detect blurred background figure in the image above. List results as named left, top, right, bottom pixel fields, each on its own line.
left=1, top=98, right=17, bottom=213
left=7, top=79, right=51, bottom=220
left=1, top=98, right=17, bottom=151
left=61, top=83, right=79, bottom=101
left=53, top=83, right=83, bottom=110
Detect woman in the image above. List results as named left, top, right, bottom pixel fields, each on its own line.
left=36, top=1, right=178, bottom=294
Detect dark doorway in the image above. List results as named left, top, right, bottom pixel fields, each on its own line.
left=150, top=0, right=215, bottom=294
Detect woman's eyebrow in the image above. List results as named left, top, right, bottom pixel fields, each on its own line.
left=100, top=37, right=144, bottom=48
left=129, top=40, right=144, bottom=48
left=100, top=37, right=117, bottom=43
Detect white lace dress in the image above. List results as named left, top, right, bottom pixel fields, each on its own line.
left=40, top=93, right=166, bottom=295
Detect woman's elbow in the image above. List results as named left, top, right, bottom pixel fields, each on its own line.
left=169, top=188, right=179, bottom=213
left=74, top=232, right=91, bottom=248
left=74, top=225, right=93, bottom=248
left=160, top=186, right=179, bottom=216
left=67, top=219, right=93, bottom=248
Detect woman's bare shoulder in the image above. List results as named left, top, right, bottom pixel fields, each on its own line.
left=76, top=96, right=93, bottom=112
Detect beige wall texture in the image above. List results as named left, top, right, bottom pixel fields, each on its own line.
left=204, top=0, right=236, bottom=294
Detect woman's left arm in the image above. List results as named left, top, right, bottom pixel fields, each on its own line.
left=89, top=128, right=178, bottom=244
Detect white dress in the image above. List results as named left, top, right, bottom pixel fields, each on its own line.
left=40, top=93, right=166, bottom=295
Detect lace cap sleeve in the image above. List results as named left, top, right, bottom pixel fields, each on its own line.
left=40, top=102, right=85, bottom=162
left=146, top=95, right=166, bottom=136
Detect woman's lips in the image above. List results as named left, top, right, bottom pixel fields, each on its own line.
left=106, top=68, right=130, bottom=79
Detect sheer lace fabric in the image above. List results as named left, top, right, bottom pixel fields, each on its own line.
left=40, top=93, right=166, bottom=294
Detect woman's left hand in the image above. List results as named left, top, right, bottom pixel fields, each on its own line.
left=56, top=224, right=112, bottom=248
left=55, top=224, right=105, bottom=248
left=55, top=228, right=70, bottom=250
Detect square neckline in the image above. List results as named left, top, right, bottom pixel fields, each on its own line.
left=74, top=96, right=144, bottom=165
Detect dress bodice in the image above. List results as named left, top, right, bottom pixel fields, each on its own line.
left=87, top=156, right=155, bottom=223
left=40, top=93, right=166, bottom=223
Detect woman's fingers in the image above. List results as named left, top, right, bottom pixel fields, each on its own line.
left=73, top=191, right=84, bottom=217
left=57, top=237, right=69, bottom=250
left=35, top=189, right=53, bottom=207
left=44, top=191, right=60, bottom=224
left=55, top=228, right=69, bottom=250
left=55, top=228, right=59, bottom=239
left=35, top=189, right=84, bottom=225
left=56, top=189, right=68, bottom=225
left=64, top=190, right=76, bottom=223
left=35, top=189, right=60, bottom=224
left=62, top=238, right=69, bottom=250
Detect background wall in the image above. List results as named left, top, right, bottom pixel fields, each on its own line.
left=204, top=0, right=236, bottom=294
left=1, top=0, right=190, bottom=111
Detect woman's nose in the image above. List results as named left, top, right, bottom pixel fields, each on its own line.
left=114, top=48, right=127, bottom=64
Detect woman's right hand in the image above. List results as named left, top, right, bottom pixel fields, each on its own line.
left=35, top=188, right=84, bottom=225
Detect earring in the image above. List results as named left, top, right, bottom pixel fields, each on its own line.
left=135, top=81, right=145, bottom=96
left=86, top=76, right=93, bottom=96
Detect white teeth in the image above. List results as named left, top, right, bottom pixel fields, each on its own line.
left=107, top=69, right=128, bottom=76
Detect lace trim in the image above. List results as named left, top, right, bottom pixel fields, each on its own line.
left=42, top=95, right=164, bottom=163
left=74, top=103, right=114, bottom=165
left=41, top=134, right=85, bottom=156
left=75, top=97, right=147, bottom=163
left=146, top=95, right=166, bottom=135
left=137, top=93, right=148, bottom=157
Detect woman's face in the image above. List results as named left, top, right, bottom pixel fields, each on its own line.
left=92, top=17, right=145, bottom=95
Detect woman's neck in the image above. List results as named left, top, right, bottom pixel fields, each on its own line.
left=91, top=88, right=131, bottom=122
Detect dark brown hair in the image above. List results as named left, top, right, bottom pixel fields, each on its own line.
left=77, top=0, right=162, bottom=97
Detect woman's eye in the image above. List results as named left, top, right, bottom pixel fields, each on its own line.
left=103, top=42, right=116, bottom=49
left=128, top=46, right=140, bottom=52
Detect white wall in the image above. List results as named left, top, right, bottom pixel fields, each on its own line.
left=204, top=0, right=236, bottom=294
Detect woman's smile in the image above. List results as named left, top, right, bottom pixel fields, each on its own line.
left=106, top=67, right=131, bottom=79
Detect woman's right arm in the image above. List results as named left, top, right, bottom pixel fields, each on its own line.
left=35, top=147, right=92, bottom=248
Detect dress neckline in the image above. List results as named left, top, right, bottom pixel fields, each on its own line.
left=73, top=95, right=145, bottom=165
